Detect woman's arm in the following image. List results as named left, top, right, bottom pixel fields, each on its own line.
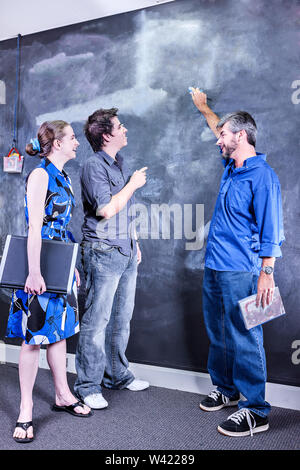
left=24, top=168, right=48, bottom=295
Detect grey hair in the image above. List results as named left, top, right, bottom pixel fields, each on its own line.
left=216, top=111, right=257, bottom=147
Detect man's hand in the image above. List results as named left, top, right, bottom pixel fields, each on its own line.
left=130, top=167, right=148, bottom=190
left=256, top=272, right=275, bottom=308
left=137, top=243, right=142, bottom=265
left=189, top=87, right=220, bottom=138
left=190, top=87, right=208, bottom=113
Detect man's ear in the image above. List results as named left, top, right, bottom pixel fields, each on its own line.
left=238, top=129, right=247, bottom=142
left=102, top=133, right=111, bottom=144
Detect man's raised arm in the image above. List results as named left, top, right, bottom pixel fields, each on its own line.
left=190, top=87, right=220, bottom=138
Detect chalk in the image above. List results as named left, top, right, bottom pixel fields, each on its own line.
left=188, top=87, right=211, bottom=101
left=188, top=87, right=203, bottom=94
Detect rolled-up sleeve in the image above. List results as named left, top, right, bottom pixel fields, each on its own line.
left=253, top=182, right=285, bottom=258
left=81, top=160, right=112, bottom=212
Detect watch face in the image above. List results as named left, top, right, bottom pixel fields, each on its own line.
left=264, top=266, right=273, bottom=274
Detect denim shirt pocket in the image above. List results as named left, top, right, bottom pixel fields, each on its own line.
left=110, top=176, right=122, bottom=186
left=226, top=180, right=253, bottom=212
left=109, top=176, right=123, bottom=195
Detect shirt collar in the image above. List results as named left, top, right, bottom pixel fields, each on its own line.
left=243, top=152, right=267, bottom=167
left=43, top=158, right=68, bottom=179
left=224, top=152, right=267, bottom=170
left=95, top=150, right=123, bottom=168
left=238, top=152, right=267, bottom=171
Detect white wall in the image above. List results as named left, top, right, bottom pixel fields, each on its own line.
left=0, top=0, right=175, bottom=41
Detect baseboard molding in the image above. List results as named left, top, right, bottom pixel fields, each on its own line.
left=1, top=342, right=299, bottom=411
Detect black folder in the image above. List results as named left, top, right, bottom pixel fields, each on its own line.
left=0, top=235, right=78, bottom=294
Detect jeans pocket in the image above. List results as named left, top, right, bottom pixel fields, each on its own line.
left=93, top=241, right=114, bottom=253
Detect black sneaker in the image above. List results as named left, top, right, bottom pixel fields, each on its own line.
left=199, top=389, right=240, bottom=411
left=217, top=408, right=269, bottom=437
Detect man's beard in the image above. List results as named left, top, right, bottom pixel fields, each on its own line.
left=222, top=139, right=238, bottom=159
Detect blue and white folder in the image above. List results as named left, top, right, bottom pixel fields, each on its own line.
left=0, top=235, right=78, bottom=294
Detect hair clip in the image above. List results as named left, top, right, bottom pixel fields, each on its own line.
left=30, top=137, right=41, bottom=152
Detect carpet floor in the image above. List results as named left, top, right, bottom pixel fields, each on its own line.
left=0, top=363, right=299, bottom=451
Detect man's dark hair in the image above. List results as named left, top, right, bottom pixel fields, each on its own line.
left=216, top=111, right=257, bottom=147
left=84, top=108, right=119, bottom=152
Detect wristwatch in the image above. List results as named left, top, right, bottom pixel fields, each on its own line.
left=261, top=266, right=274, bottom=275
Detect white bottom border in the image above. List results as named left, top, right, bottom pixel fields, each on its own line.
left=0, top=342, right=299, bottom=411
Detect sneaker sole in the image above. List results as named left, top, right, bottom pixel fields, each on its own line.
left=217, top=423, right=269, bottom=437
left=126, top=385, right=150, bottom=391
left=88, top=404, right=108, bottom=410
left=83, top=400, right=108, bottom=410
left=199, top=400, right=239, bottom=412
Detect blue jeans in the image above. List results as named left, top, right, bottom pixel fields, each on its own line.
left=202, top=267, right=271, bottom=417
left=74, top=241, right=137, bottom=399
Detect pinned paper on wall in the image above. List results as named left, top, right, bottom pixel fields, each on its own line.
left=3, top=147, right=24, bottom=173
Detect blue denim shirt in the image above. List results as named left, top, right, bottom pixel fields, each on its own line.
left=205, top=153, right=285, bottom=275
left=81, top=150, right=136, bottom=256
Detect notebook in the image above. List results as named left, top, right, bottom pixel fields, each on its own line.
left=0, top=235, right=78, bottom=294
left=238, top=286, right=285, bottom=330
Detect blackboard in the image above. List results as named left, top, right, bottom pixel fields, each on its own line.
left=0, top=0, right=299, bottom=386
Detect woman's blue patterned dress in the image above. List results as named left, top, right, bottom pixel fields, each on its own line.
left=6, top=158, right=79, bottom=345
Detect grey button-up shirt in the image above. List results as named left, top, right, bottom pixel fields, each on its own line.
left=80, top=150, right=136, bottom=256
